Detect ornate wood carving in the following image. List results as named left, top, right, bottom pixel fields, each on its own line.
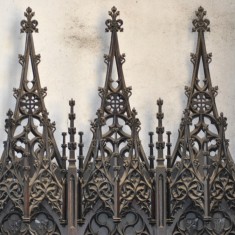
left=0, top=7, right=63, bottom=234
left=0, top=5, right=235, bottom=235
left=169, top=6, right=235, bottom=235
left=82, top=6, right=152, bottom=232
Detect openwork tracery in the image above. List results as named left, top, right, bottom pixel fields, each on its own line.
left=169, top=6, right=235, bottom=235
left=0, top=7, right=63, bottom=234
left=82, top=5, right=151, bottom=226
left=0, top=5, right=235, bottom=235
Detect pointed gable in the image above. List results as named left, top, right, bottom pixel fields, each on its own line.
left=170, top=7, right=235, bottom=234
left=0, top=7, right=62, bottom=233
left=83, top=5, right=151, bottom=223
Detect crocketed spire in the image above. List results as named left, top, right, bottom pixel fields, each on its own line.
left=0, top=7, right=62, bottom=234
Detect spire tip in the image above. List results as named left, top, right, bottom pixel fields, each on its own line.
left=192, top=6, right=210, bottom=32
left=21, top=7, right=38, bottom=34
left=105, top=6, right=123, bottom=33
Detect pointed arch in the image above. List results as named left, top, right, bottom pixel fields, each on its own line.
left=168, top=7, right=235, bottom=234
left=0, top=7, right=63, bottom=233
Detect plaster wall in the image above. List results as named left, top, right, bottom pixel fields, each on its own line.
left=0, top=0, right=235, bottom=160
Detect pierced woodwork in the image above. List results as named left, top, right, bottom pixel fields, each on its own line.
left=0, top=5, right=235, bottom=235
left=82, top=6, right=151, bottom=230
left=169, top=6, right=235, bottom=235
left=0, top=7, right=63, bottom=234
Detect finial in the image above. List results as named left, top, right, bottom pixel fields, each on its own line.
left=69, top=99, right=75, bottom=108
left=69, top=99, right=76, bottom=120
left=156, top=98, right=164, bottom=127
left=5, top=109, right=14, bottom=131
left=157, top=98, right=163, bottom=107
left=156, top=98, right=165, bottom=166
left=180, top=109, right=192, bottom=128
left=218, top=112, right=228, bottom=130
left=21, top=7, right=38, bottom=33
left=6, top=109, right=13, bottom=118
left=95, top=109, right=106, bottom=127
left=192, top=6, right=210, bottom=32
left=105, top=6, right=123, bottom=33
left=68, top=99, right=77, bottom=161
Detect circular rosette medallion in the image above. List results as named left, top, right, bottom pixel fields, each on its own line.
left=20, top=93, right=40, bottom=115
left=191, top=92, right=212, bottom=113
left=105, top=93, right=126, bottom=114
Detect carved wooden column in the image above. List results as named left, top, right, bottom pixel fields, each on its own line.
left=166, top=131, right=173, bottom=225
left=61, top=132, right=68, bottom=225
left=203, top=138, right=210, bottom=222
left=77, top=131, right=84, bottom=225
left=155, top=98, right=167, bottom=234
left=67, top=99, right=78, bottom=234
left=149, top=132, right=156, bottom=224
left=22, top=129, right=30, bottom=223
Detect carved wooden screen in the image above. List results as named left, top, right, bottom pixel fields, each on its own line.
left=80, top=6, right=152, bottom=235
left=0, top=6, right=154, bottom=235
left=168, top=7, right=235, bottom=235
left=0, top=7, right=65, bottom=234
left=0, top=5, right=235, bottom=235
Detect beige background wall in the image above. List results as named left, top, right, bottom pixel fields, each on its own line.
left=0, top=0, right=235, bottom=159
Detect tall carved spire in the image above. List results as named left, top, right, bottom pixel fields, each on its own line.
left=66, top=99, right=78, bottom=234
left=155, top=99, right=167, bottom=233
left=171, top=7, right=235, bottom=234
left=0, top=7, right=62, bottom=234
left=171, top=6, right=219, bottom=168
left=83, top=6, right=151, bottom=234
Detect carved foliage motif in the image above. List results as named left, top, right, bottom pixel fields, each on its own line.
left=0, top=164, right=23, bottom=211
left=170, top=109, right=204, bottom=214
left=170, top=158, right=204, bottom=214
left=0, top=7, right=62, bottom=228
left=2, top=5, right=235, bottom=235
left=0, top=112, right=24, bottom=211
left=20, top=7, right=38, bottom=33
left=192, top=6, right=210, bottom=32
left=83, top=7, right=151, bottom=218
left=105, top=6, right=123, bottom=33
left=210, top=160, right=235, bottom=211
left=172, top=6, right=218, bottom=168
left=0, top=112, right=63, bottom=216
left=170, top=7, right=235, bottom=220
left=83, top=164, right=114, bottom=215
left=30, top=166, right=62, bottom=215
left=120, top=164, right=151, bottom=215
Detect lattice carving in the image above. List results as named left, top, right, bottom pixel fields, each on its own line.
left=0, top=5, right=235, bottom=235
left=170, top=109, right=204, bottom=214
left=83, top=6, right=151, bottom=219
left=169, top=6, right=235, bottom=231
left=0, top=7, right=63, bottom=231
